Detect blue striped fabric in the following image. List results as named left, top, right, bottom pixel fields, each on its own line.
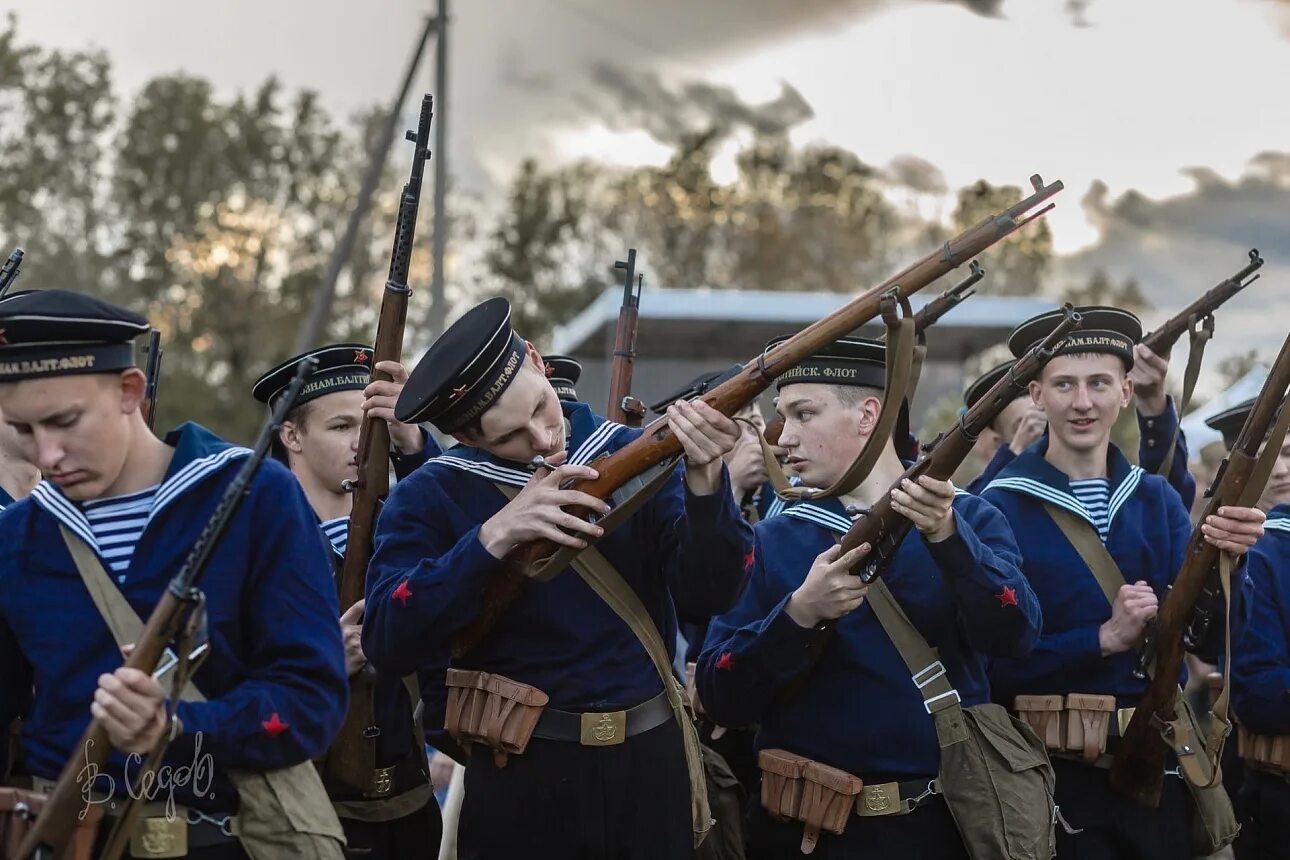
left=1069, top=477, right=1111, bottom=540
left=81, top=485, right=160, bottom=579
left=321, top=516, right=349, bottom=557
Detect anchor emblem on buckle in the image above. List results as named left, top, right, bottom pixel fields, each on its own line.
left=865, top=786, right=891, bottom=812
left=592, top=714, right=617, bottom=743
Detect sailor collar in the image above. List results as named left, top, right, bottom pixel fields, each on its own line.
left=984, top=436, right=1144, bottom=533
left=780, top=484, right=970, bottom=537
left=1263, top=503, right=1290, bottom=534
left=430, top=401, right=628, bottom=488
left=28, top=421, right=252, bottom=553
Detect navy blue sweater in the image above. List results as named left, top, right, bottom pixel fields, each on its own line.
left=363, top=401, right=754, bottom=712
left=697, top=493, right=1039, bottom=778
left=0, top=423, right=348, bottom=812
left=1231, top=505, right=1290, bottom=735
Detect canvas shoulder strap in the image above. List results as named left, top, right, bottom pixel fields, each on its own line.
left=1042, top=503, right=1126, bottom=604
left=491, top=481, right=711, bottom=847
left=865, top=579, right=963, bottom=716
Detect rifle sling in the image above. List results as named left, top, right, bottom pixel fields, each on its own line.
left=492, top=476, right=711, bottom=847
left=1155, top=315, right=1213, bottom=477
left=1041, top=504, right=1227, bottom=788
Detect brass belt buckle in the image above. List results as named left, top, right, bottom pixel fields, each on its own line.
left=367, top=764, right=397, bottom=798
left=580, top=710, right=627, bottom=747
left=130, top=815, right=188, bottom=858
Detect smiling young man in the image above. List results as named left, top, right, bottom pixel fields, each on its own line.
left=981, top=306, right=1264, bottom=860
left=964, top=347, right=1197, bottom=507
left=0, top=290, right=348, bottom=858
left=361, top=297, right=754, bottom=859
left=1208, top=398, right=1290, bottom=856
left=697, top=336, right=1041, bottom=859
left=251, top=343, right=442, bottom=859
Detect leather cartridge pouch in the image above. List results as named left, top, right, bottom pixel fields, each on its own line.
left=444, top=668, right=548, bottom=768
left=1238, top=726, right=1290, bottom=775
left=1013, top=695, right=1064, bottom=751
left=1063, top=693, right=1116, bottom=763
left=756, top=750, right=863, bottom=854
left=1, top=786, right=104, bottom=860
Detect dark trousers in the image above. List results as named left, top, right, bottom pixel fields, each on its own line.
left=341, top=797, right=443, bottom=859
left=457, top=719, right=691, bottom=860
left=1052, top=758, right=1191, bottom=860
left=1235, top=768, right=1290, bottom=859
left=746, top=797, right=968, bottom=860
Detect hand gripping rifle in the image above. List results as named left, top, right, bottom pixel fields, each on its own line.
left=607, top=248, right=647, bottom=427
left=17, top=357, right=317, bottom=860
left=141, top=331, right=163, bottom=431
left=836, top=306, right=1081, bottom=583
left=762, top=260, right=986, bottom=448
left=0, top=248, right=22, bottom=300
left=451, top=176, right=1063, bottom=657
left=322, top=93, right=433, bottom=795
left=1110, top=327, right=1290, bottom=807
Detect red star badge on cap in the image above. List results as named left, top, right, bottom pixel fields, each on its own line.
left=716, top=652, right=735, bottom=671
left=261, top=712, right=290, bottom=737
left=449, top=385, right=469, bottom=402
left=544, top=362, right=555, bottom=377
left=392, top=580, right=414, bottom=606
left=995, top=585, right=1018, bottom=608
left=354, top=349, right=369, bottom=364
left=0, top=329, right=7, bottom=345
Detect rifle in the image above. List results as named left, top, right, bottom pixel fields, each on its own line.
left=321, top=93, right=433, bottom=794
left=17, top=357, right=317, bottom=860
left=607, top=249, right=647, bottom=426
left=762, top=260, right=986, bottom=447
left=837, top=306, right=1081, bottom=581
left=1140, top=248, right=1262, bottom=356
left=1109, top=327, right=1290, bottom=807
left=141, top=330, right=163, bottom=431
left=451, top=175, right=1063, bottom=657
left=0, top=248, right=23, bottom=300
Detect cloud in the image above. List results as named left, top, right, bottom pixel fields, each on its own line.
left=1062, top=153, right=1290, bottom=370
left=885, top=154, right=948, bottom=195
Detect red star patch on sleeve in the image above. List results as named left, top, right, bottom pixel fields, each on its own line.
left=354, top=349, right=369, bottom=364
left=743, top=549, right=756, bottom=572
left=261, top=712, right=290, bottom=737
left=995, top=585, right=1018, bottom=608
left=716, top=652, right=734, bottom=671
left=392, top=580, right=414, bottom=606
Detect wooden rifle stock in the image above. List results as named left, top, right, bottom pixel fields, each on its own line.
left=1109, top=327, right=1290, bottom=806
left=1141, top=248, right=1262, bottom=356
left=760, top=260, right=984, bottom=449
left=322, top=93, right=433, bottom=795
left=450, top=175, right=1064, bottom=657
left=17, top=359, right=316, bottom=860
left=838, top=306, right=1081, bottom=581
left=607, top=249, right=646, bottom=427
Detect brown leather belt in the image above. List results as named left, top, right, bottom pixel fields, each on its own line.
left=532, top=691, right=671, bottom=747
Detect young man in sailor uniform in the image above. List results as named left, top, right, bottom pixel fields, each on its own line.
left=540, top=353, right=583, bottom=404
left=0, top=290, right=349, bottom=859
left=361, top=297, right=754, bottom=859
left=698, top=336, right=1042, bottom=859
left=1210, top=398, right=1290, bottom=857
left=981, top=306, right=1264, bottom=859
left=964, top=342, right=1197, bottom=508
left=251, top=344, right=442, bottom=858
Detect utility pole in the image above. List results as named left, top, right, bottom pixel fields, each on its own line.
left=429, top=0, right=450, bottom=339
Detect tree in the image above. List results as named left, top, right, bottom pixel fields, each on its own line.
left=951, top=180, right=1054, bottom=296
left=1217, top=349, right=1261, bottom=388
left=1060, top=270, right=1150, bottom=313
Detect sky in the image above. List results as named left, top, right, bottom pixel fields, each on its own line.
left=7, top=0, right=1290, bottom=378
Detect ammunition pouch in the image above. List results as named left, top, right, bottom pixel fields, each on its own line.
left=444, top=669, right=548, bottom=767
left=1239, top=726, right=1290, bottom=776
left=756, top=750, right=864, bottom=854
left=1014, top=693, right=1118, bottom=763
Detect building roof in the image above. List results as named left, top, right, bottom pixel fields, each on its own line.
left=552, top=284, right=1057, bottom=362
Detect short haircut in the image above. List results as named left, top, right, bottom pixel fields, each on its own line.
left=270, top=399, right=316, bottom=464
left=827, top=384, right=883, bottom=409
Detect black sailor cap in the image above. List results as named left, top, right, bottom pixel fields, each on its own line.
left=1008, top=305, right=1141, bottom=370
left=964, top=360, right=1023, bottom=409
left=769, top=335, right=887, bottom=391
left=0, top=289, right=149, bottom=383
left=396, top=297, right=528, bottom=432
left=541, top=354, right=582, bottom=403
left=1205, top=397, right=1255, bottom=451
left=252, top=343, right=375, bottom=410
